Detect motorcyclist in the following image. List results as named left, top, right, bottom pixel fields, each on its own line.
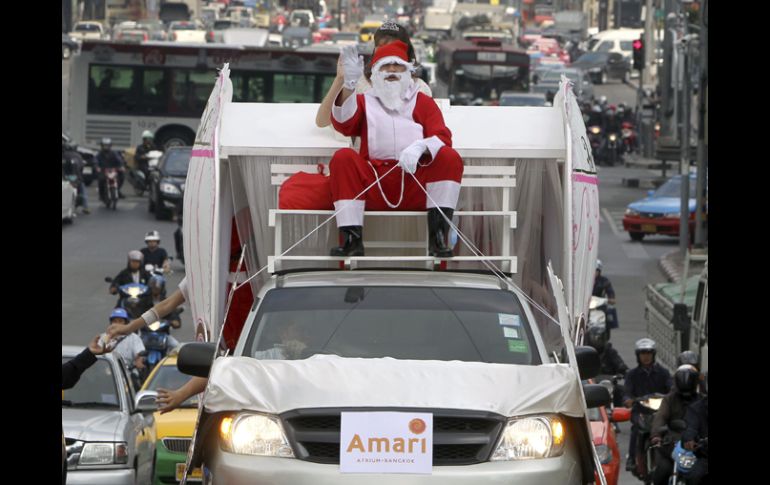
left=623, top=338, right=673, bottom=471
left=109, top=251, right=152, bottom=309
left=144, top=275, right=181, bottom=351
left=593, top=260, right=619, bottom=335
left=134, top=130, right=159, bottom=181
left=141, top=230, right=171, bottom=274
left=682, top=371, right=708, bottom=484
left=585, top=323, right=628, bottom=407
left=587, top=104, right=603, bottom=127
left=650, top=364, right=701, bottom=485
left=108, top=308, right=146, bottom=381
left=95, top=137, right=126, bottom=201
left=677, top=350, right=699, bottom=369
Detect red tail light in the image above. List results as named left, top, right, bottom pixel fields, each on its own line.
left=207, top=31, right=214, bottom=41
left=143, top=33, right=148, bottom=41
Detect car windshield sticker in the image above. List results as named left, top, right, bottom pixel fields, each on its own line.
left=503, top=327, right=519, bottom=339
left=507, top=340, right=528, bottom=353
left=498, top=314, right=521, bottom=326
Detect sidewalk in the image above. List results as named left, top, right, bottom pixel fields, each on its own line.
left=659, top=248, right=708, bottom=283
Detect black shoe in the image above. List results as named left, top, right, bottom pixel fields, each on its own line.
left=625, top=456, right=635, bottom=472
left=330, top=226, right=365, bottom=256
left=428, top=207, right=454, bottom=258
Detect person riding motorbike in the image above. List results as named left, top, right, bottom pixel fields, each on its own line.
left=141, top=230, right=171, bottom=274
left=593, top=260, right=619, bottom=334
left=134, top=130, right=158, bottom=181
left=682, top=372, right=708, bottom=484
left=109, top=250, right=152, bottom=297
left=95, top=137, right=126, bottom=202
left=62, top=150, right=90, bottom=215
left=650, top=364, right=701, bottom=485
left=677, top=350, right=699, bottom=369
left=623, top=338, right=673, bottom=472
left=585, top=323, right=628, bottom=407
left=108, top=308, right=146, bottom=383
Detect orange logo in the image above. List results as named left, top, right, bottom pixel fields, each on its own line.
left=409, top=419, right=426, bottom=435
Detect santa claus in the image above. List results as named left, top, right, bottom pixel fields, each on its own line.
left=329, top=40, right=464, bottom=258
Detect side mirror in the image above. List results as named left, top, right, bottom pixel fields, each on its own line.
left=104, top=276, right=113, bottom=283
left=583, top=383, right=611, bottom=409
left=134, top=390, right=158, bottom=413
left=178, top=342, right=217, bottom=377
left=575, top=345, right=601, bottom=380
left=670, top=419, right=687, bottom=433
left=610, top=407, right=631, bottom=423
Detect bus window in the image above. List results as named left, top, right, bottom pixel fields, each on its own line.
left=232, top=73, right=267, bottom=102
left=88, top=65, right=137, bottom=114
left=169, top=69, right=217, bottom=116
left=141, top=69, right=168, bottom=114
left=273, top=73, right=315, bottom=103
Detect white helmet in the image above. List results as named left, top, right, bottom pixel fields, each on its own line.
left=144, top=230, right=161, bottom=243
left=128, top=250, right=144, bottom=262
left=635, top=338, right=656, bottom=353
left=596, top=259, right=603, bottom=271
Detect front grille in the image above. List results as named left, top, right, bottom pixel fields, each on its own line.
left=281, top=409, right=505, bottom=466
left=641, top=212, right=663, bottom=219
left=163, top=437, right=191, bottom=454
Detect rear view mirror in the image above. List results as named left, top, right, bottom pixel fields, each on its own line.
left=611, top=407, right=631, bottom=422
left=178, top=342, right=217, bottom=377
left=575, top=346, right=601, bottom=380
left=134, top=390, right=158, bottom=413
left=583, top=384, right=611, bottom=409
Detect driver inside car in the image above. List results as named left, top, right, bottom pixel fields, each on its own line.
left=253, top=321, right=308, bottom=360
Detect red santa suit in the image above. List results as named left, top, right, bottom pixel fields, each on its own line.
left=329, top=45, right=464, bottom=227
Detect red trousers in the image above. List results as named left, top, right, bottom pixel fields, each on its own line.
left=329, top=147, right=464, bottom=226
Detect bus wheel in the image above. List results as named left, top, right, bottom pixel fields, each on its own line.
left=157, top=128, right=194, bottom=149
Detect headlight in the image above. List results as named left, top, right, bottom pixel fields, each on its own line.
left=609, top=134, right=617, bottom=141
left=642, top=397, right=663, bottom=411
left=625, top=208, right=639, bottom=216
left=678, top=451, right=697, bottom=469
left=160, top=182, right=181, bottom=195
left=220, top=414, right=295, bottom=457
left=595, top=444, right=612, bottom=464
left=490, top=415, right=565, bottom=461
left=590, top=127, right=601, bottom=134
left=79, top=442, right=128, bottom=465
left=664, top=212, right=680, bottom=218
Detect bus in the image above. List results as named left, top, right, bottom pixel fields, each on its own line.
left=67, top=40, right=340, bottom=149
left=435, top=38, right=530, bottom=105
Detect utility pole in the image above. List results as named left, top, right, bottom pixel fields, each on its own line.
left=693, top=0, right=707, bottom=247
left=643, top=0, right=654, bottom=86
left=677, top=2, right=690, bottom=255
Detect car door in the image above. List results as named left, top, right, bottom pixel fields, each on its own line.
left=116, top=358, right=155, bottom=482
left=606, top=52, right=626, bottom=78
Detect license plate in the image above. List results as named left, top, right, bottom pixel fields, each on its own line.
left=477, top=51, right=506, bottom=62
left=641, top=224, right=657, bottom=233
left=175, top=463, right=202, bottom=482
left=82, top=166, right=92, bottom=175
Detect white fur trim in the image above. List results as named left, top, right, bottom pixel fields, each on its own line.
left=331, top=91, right=358, bottom=123
left=333, top=200, right=365, bottom=227
left=372, top=56, right=415, bottom=73
left=426, top=181, right=461, bottom=209
left=423, top=135, right=445, bottom=160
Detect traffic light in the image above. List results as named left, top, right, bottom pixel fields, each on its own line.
left=633, top=38, right=645, bottom=71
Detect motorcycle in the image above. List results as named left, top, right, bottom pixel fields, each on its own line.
left=622, top=121, right=638, bottom=154
left=140, top=320, right=173, bottom=375
left=669, top=435, right=707, bottom=485
left=602, top=131, right=622, bottom=166
left=105, top=277, right=151, bottom=319
left=127, top=150, right=163, bottom=196
left=632, top=393, right=666, bottom=483
left=587, top=125, right=602, bottom=162
left=103, top=168, right=120, bottom=210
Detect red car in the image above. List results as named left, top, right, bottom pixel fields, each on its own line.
left=589, top=405, right=630, bottom=485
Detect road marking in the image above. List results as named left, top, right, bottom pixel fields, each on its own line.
left=621, top=241, right=650, bottom=260
left=602, top=208, right=622, bottom=238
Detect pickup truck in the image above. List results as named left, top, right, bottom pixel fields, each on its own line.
left=168, top=20, right=207, bottom=43
left=69, top=21, right=105, bottom=41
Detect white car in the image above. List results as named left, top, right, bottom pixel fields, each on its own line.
left=168, top=20, right=207, bottom=43
left=69, top=21, right=106, bottom=41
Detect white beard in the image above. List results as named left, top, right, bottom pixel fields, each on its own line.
left=371, top=70, right=413, bottom=111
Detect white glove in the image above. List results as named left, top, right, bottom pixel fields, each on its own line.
left=340, top=45, right=364, bottom=91
left=398, top=140, right=427, bottom=175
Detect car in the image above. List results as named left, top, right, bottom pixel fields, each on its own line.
left=69, top=21, right=106, bottom=41
left=571, top=51, right=630, bottom=84
left=62, top=345, right=156, bottom=484
left=148, top=146, right=191, bottom=220
left=538, top=67, right=595, bottom=104
left=139, top=353, right=204, bottom=484
left=62, top=33, right=79, bottom=59
left=137, top=19, right=169, bottom=41
left=289, top=9, right=316, bottom=29
left=168, top=20, right=207, bottom=43
left=528, top=37, right=560, bottom=56
left=622, top=173, right=706, bottom=241
left=586, top=398, right=630, bottom=485
left=282, top=26, right=313, bottom=48
left=181, top=270, right=609, bottom=484
left=518, top=28, right=542, bottom=48
left=115, top=29, right=149, bottom=43
left=207, top=19, right=239, bottom=43
left=499, top=91, right=550, bottom=107
left=588, top=28, right=643, bottom=61
left=359, top=20, right=383, bottom=42
left=330, top=31, right=359, bottom=45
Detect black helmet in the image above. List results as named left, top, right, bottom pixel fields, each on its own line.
left=586, top=324, right=607, bottom=354
left=674, top=364, right=700, bottom=398
left=677, top=350, right=699, bottom=369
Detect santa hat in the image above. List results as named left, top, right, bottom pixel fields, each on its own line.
left=371, top=40, right=414, bottom=72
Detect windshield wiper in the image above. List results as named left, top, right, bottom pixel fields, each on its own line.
left=68, top=401, right=120, bottom=409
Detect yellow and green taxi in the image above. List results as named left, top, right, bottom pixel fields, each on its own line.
left=140, top=351, right=203, bottom=484
left=359, top=21, right=382, bottom=42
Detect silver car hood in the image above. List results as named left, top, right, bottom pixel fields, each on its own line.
left=62, top=408, right=126, bottom=442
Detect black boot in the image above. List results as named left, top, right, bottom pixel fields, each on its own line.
left=428, top=208, right=453, bottom=258
left=330, top=226, right=365, bottom=256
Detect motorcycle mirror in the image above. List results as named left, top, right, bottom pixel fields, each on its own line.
left=105, top=277, right=113, bottom=283
left=611, top=407, right=631, bottom=422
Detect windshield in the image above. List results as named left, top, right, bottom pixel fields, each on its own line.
left=75, top=24, right=101, bottom=32
left=61, top=358, right=121, bottom=409
left=595, top=40, right=614, bottom=52
left=243, top=286, right=542, bottom=365
left=214, top=20, right=236, bottom=29
left=620, top=41, right=634, bottom=51
left=575, top=52, right=607, bottom=63
left=162, top=149, right=192, bottom=176
left=143, top=364, right=200, bottom=407
left=654, top=177, right=697, bottom=198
